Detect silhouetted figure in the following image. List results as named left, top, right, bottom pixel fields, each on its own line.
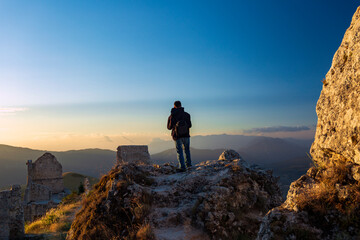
left=167, top=101, right=192, bottom=171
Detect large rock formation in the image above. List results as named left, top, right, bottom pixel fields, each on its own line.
left=67, top=149, right=282, bottom=240
left=311, top=6, right=360, bottom=166
left=258, top=6, right=360, bottom=240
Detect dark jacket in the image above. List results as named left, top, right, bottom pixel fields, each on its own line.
left=167, top=107, right=192, bottom=140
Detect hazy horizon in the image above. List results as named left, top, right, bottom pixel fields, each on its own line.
left=0, top=131, right=315, bottom=152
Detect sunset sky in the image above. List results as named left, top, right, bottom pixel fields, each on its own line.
left=0, top=1, right=358, bottom=150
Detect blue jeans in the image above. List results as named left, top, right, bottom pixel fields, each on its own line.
left=175, top=137, right=192, bottom=169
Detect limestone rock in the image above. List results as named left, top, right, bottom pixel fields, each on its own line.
left=257, top=7, right=360, bottom=240
left=310, top=6, right=360, bottom=165
left=67, top=151, right=282, bottom=240
left=218, top=149, right=242, bottom=161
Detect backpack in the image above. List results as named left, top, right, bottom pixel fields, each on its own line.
left=175, top=118, right=189, bottom=137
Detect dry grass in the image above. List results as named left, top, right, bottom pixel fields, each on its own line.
left=135, top=223, right=155, bottom=240
left=294, top=150, right=360, bottom=234
left=297, top=154, right=358, bottom=213
left=25, top=195, right=81, bottom=234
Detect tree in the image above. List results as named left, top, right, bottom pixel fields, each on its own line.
left=78, top=182, right=85, bottom=194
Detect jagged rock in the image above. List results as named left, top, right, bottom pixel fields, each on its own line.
left=67, top=151, right=282, bottom=240
left=257, top=7, right=360, bottom=240
left=218, top=149, right=241, bottom=161
left=310, top=6, right=360, bottom=165
left=351, top=165, right=360, bottom=181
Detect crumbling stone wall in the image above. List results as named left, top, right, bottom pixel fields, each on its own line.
left=0, top=185, right=24, bottom=240
left=116, top=145, right=150, bottom=165
left=24, top=201, right=58, bottom=222
left=24, top=183, right=51, bottom=203
left=24, top=153, right=66, bottom=222
left=27, top=153, right=64, bottom=194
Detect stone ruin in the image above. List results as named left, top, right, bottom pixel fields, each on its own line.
left=0, top=185, right=24, bottom=240
left=116, top=145, right=151, bottom=165
left=24, top=152, right=66, bottom=222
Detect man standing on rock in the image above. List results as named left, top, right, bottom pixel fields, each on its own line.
left=167, top=100, right=192, bottom=172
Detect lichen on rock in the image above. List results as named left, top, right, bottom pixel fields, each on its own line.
left=67, top=150, right=282, bottom=240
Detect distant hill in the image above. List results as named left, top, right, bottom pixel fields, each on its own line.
left=151, top=148, right=225, bottom=165
left=0, top=144, right=116, bottom=188
left=63, top=172, right=99, bottom=193
left=149, top=134, right=260, bottom=154
left=151, top=137, right=311, bottom=169
left=56, top=149, right=116, bottom=179
left=149, top=134, right=312, bottom=154
left=1, top=172, right=99, bottom=197
left=151, top=137, right=312, bottom=195
left=238, top=137, right=311, bottom=165
left=0, top=136, right=312, bottom=194
left=237, top=137, right=312, bottom=194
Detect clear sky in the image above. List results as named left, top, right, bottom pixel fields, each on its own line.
left=0, top=1, right=358, bottom=150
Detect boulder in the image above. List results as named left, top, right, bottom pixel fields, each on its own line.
left=218, top=149, right=242, bottom=161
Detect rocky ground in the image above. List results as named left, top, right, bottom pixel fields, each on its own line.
left=257, top=152, right=360, bottom=239
left=67, top=150, right=283, bottom=240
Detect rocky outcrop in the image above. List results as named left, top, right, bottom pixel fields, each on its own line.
left=311, top=6, right=360, bottom=166
left=67, top=150, right=282, bottom=240
left=257, top=6, right=360, bottom=240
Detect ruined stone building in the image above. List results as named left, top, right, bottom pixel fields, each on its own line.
left=117, top=145, right=151, bottom=165
left=24, top=152, right=66, bottom=222
left=0, top=185, right=24, bottom=240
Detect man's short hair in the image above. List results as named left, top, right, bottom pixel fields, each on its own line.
left=174, top=101, right=182, bottom=108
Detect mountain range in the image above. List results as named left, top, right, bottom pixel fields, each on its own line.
left=0, top=145, right=116, bottom=188
left=0, top=134, right=313, bottom=194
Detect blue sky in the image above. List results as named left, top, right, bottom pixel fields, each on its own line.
left=0, top=1, right=358, bottom=150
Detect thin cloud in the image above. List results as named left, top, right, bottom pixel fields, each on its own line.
left=0, top=107, right=27, bottom=115
left=122, top=136, right=135, bottom=144
left=104, top=136, right=113, bottom=143
left=243, top=126, right=311, bottom=133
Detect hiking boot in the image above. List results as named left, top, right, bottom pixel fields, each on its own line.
left=176, top=168, right=186, bottom=173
